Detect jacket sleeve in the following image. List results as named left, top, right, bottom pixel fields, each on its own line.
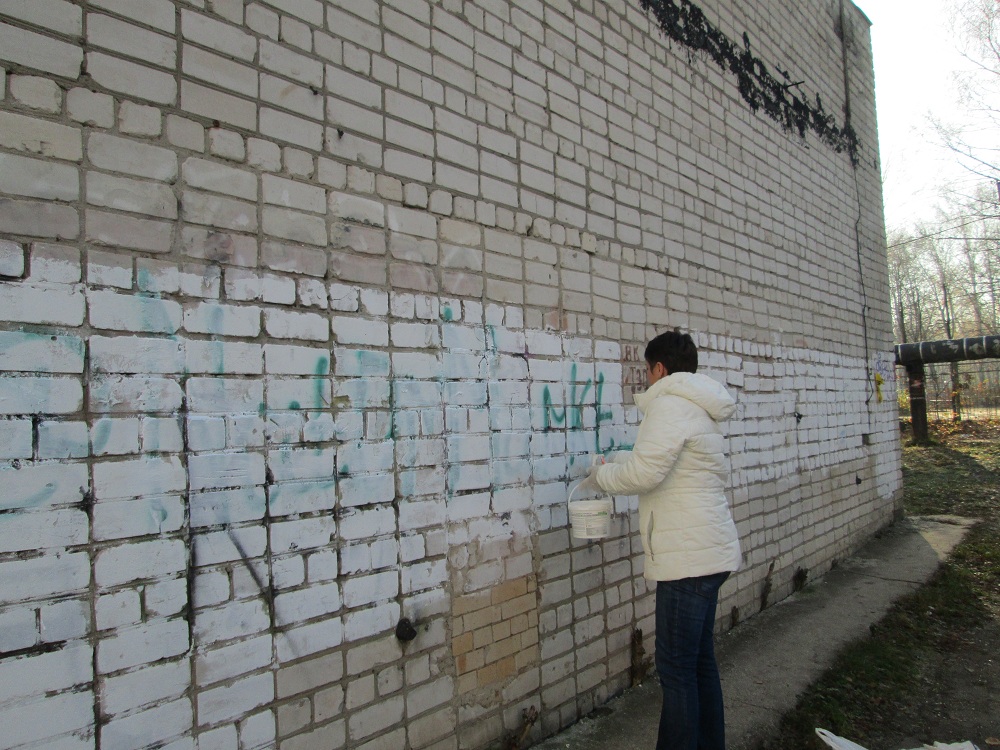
left=593, top=398, right=685, bottom=496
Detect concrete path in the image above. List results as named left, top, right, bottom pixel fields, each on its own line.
left=532, top=515, right=975, bottom=750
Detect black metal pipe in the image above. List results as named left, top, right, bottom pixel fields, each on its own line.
left=895, top=335, right=1000, bottom=366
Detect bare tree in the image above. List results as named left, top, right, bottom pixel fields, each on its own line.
left=932, top=0, right=1000, bottom=182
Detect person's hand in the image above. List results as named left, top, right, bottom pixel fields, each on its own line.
left=578, top=463, right=601, bottom=491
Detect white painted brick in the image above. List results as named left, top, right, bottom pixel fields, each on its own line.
left=95, top=538, right=186, bottom=588
left=183, top=44, right=258, bottom=98
left=90, top=417, right=140, bottom=455
left=120, top=104, right=164, bottom=136
left=197, top=634, right=272, bottom=687
left=0, top=21, right=83, bottom=78
left=90, top=0, right=175, bottom=32
left=0, top=110, right=81, bottom=162
left=88, top=133, right=176, bottom=180
left=38, top=597, right=90, bottom=642
left=265, top=308, right=329, bottom=341
left=329, top=192, right=385, bottom=226
left=273, top=580, right=341, bottom=625
left=93, top=455, right=185, bottom=500
left=181, top=80, right=257, bottom=130
left=188, top=378, right=263, bottom=413
left=182, top=190, right=258, bottom=233
left=141, top=416, right=184, bottom=452
left=94, top=495, right=184, bottom=541
left=343, top=601, right=399, bottom=644
left=0, top=152, right=78, bottom=201
left=102, top=697, right=193, bottom=749
left=198, top=672, right=273, bottom=726
left=0, top=240, right=24, bottom=277
left=188, top=452, right=265, bottom=491
left=186, top=341, right=263, bottom=376
left=190, top=487, right=266, bottom=528
left=181, top=157, right=257, bottom=201
left=259, top=106, right=323, bottom=151
left=264, top=344, right=331, bottom=375
left=0, top=331, right=84, bottom=373
left=184, top=302, right=261, bottom=337
left=0, top=605, right=37, bottom=652
left=262, top=174, right=325, bottom=214
left=0, top=690, right=94, bottom=747
left=0, top=0, right=82, bottom=35
left=0, top=417, right=32, bottom=458
left=8, top=73, right=60, bottom=114
left=1, top=507, right=88, bottom=551
left=86, top=172, right=177, bottom=219
left=89, top=375, right=184, bottom=414
left=0, top=199, right=79, bottom=240
left=86, top=51, right=176, bottom=104
left=67, top=86, right=114, bottom=127
left=267, top=479, right=336, bottom=516
left=0, top=375, right=82, bottom=415
left=90, top=335, right=183, bottom=375
left=193, top=527, right=266, bottom=569
left=268, top=446, right=335, bottom=481
left=88, top=12, right=175, bottom=68
left=331, top=316, right=388, bottom=346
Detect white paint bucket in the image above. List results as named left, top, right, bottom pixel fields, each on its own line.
left=568, top=482, right=612, bottom=539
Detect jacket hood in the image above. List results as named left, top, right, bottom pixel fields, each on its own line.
left=634, top=371, right=736, bottom=422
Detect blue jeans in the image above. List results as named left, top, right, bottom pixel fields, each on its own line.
left=655, top=572, right=729, bottom=750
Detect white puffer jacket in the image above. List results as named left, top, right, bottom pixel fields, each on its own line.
left=593, top=371, right=742, bottom=581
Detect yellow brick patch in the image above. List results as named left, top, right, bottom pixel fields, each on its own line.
left=452, top=573, right=539, bottom=688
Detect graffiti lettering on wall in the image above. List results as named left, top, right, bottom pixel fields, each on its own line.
left=621, top=344, right=646, bottom=401
left=637, top=0, right=860, bottom=164
left=872, top=351, right=896, bottom=404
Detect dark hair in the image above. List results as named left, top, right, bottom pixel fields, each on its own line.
left=645, top=331, right=698, bottom=374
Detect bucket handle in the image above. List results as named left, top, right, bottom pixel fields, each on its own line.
left=567, top=480, right=611, bottom=507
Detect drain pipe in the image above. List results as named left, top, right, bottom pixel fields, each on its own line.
left=894, top=335, right=1000, bottom=442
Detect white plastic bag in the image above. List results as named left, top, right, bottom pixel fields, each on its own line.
left=816, top=729, right=870, bottom=750
left=815, top=729, right=981, bottom=750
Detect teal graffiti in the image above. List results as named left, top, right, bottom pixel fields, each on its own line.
left=315, top=356, right=329, bottom=409
left=92, top=420, right=112, bottom=454
left=543, top=364, right=590, bottom=430
left=543, top=366, right=617, bottom=455
left=441, top=306, right=454, bottom=321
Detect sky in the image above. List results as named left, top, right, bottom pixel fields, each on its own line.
left=855, top=0, right=987, bottom=231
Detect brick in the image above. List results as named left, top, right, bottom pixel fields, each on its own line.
left=181, top=9, right=255, bottom=59
left=0, top=0, right=82, bottom=35
left=182, top=190, right=258, bottom=233
left=88, top=133, right=177, bottom=180
left=86, top=209, right=172, bottom=253
left=96, top=620, right=189, bottom=674
left=0, top=21, right=83, bottom=78
left=181, top=80, right=257, bottom=130
left=0, top=152, right=78, bottom=201
left=88, top=13, right=176, bottom=69
left=0, top=691, right=94, bottom=748
left=90, top=0, right=175, bottom=32
left=87, top=172, right=177, bottom=219
left=183, top=44, right=259, bottom=98
left=0, top=199, right=79, bottom=240
left=198, top=672, right=274, bottom=726
left=181, top=157, right=258, bottom=200
left=86, top=51, right=176, bottom=104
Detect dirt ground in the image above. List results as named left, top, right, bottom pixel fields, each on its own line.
left=865, top=620, right=1000, bottom=749
left=842, top=422, right=1000, bottom=750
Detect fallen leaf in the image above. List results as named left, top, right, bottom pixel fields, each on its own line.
left=985, top=739, right=1000, bottom=747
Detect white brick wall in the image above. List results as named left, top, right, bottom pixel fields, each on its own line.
left=0, top=0, right=899, bottom=747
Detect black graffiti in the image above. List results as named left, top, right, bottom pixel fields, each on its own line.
left=638, top=0, right=860, bottom=164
